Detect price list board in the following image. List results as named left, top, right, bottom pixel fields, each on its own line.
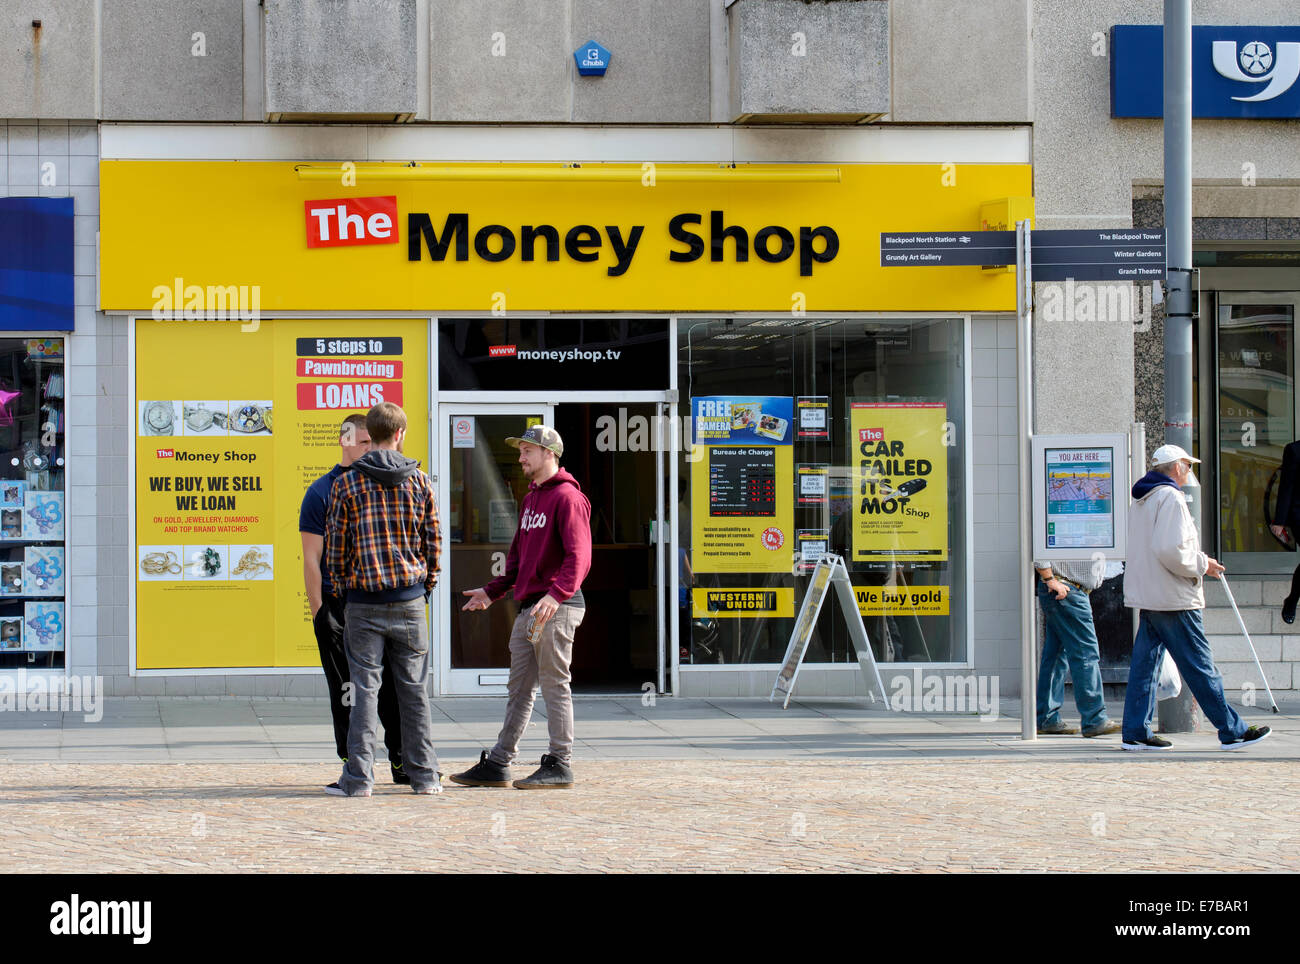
left=708, top=447, right=776, bottom=517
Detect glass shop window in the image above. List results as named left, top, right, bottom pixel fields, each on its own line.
left=677, top=319, right=968, bottom=666
left=0, top=338, right=66, bottom=670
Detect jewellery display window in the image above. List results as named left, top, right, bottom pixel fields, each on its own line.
left=0, top=337, right=66, bottom=670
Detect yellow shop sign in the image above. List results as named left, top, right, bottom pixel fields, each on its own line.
left=100, top=161, right=1032, bottom=313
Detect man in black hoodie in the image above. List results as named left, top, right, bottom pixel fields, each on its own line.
left=323, top=402, right=442, bottom=796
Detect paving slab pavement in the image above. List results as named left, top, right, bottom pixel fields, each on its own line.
left=2, top=696, right=1295, bottom=874
left=1, top=758, right=1295, bottom=874
left=1, top=696, right=1296, bottom=762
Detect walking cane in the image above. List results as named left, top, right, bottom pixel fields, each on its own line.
left=1218, top=575, right=1281, bottom=714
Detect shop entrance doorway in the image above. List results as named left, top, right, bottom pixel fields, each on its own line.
left=436, top=400, right=670, bottom=695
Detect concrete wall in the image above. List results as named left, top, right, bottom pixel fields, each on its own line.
left=0, top=1, right=98, bottom=119
left=263, top=0, right=418, bottom=117
left=891, top=0, right=1032, bottom=123
left=101, top=0, right=244, bottom=121
left=728, top=0, right=889, bottom=122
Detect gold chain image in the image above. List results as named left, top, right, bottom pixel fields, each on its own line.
left=140, top=551, right=183, bottom=576
left=231, top=547, right=271, bottom=579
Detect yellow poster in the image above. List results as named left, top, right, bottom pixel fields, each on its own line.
left=850, top=401, right=948, bottom=563
left=690, top=445, right=794, bottom=573
left=692, top=587, right=795, bottom=619
left=855, top=584, right=950, bottom=616
left=135, top=318, right=428, bottom=669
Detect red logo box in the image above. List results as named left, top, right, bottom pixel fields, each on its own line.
left=305, top=196, right=398, bottom=248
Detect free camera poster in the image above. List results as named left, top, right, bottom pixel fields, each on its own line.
left=134, top=319, right=428, bottom=669
left=690, top=396, right=794, bottom=574
left=850, top=401, right=948, bottom=564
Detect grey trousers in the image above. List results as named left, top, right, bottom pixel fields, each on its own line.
left=488, top=600, right=585, bottom=766
left=338, top=598, right=441, bottom=794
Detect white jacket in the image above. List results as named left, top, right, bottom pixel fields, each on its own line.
left=1123, top=480, right=1208, bottom=611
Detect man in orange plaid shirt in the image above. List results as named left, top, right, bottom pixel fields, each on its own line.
left=323, top=402, right=442, bottom=796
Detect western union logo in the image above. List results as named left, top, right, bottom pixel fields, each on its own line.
left=854, top=585, right=949, bottom=616
left=693, top=587, right=795, bottom=618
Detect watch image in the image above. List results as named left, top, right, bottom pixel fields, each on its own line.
left=220, top=402, right=272, bottom=435
left=141, top=400, right=176, bottom=436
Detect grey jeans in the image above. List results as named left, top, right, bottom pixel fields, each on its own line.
left=488, top=599, right=585, bottom=766
left=338, top=597, right=440, bottom=794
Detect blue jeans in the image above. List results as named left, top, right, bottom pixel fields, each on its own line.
left=338, top=598, right=440, bottom=794
left=1122, top=609, right=1248, bottom=745
left=1036, top=581, right=1108, bottom=731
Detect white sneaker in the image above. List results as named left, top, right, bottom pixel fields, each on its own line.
left=325, top=782, right=371, bottom=797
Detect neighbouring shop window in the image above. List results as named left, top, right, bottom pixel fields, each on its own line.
left=0, top=338, right=66, bottom=670
left=678, top=318, right=967, bottom=665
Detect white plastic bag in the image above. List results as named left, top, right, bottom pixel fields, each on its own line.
left=1156, top=649, right=1182, bottom=701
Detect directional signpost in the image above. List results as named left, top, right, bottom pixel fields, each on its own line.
left=1030, top=229, right=1166, bottom=281
left=880, top=228, right=1166, bottom=281
left=879, top=223, right=1167, bottom=742
left=880, top=231, right=1016, bottom=267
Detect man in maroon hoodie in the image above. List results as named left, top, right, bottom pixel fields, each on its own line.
left=454, top=424, right=592, bottom=789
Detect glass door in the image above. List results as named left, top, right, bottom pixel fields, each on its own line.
left=437, top=404, right=552, bottom=694
left=1216, top=293, right=1300, bottom=573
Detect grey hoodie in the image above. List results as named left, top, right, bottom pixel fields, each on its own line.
left=350, top=449, right=421, bottom=486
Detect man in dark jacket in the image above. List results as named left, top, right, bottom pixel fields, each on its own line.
left=1268, top=438, right=1300, bottom=623
left=323, top=402, right=442, bottom=796
left=454, top=424, right=592, bottom=789
left=300, top=413, right=406, bottom=783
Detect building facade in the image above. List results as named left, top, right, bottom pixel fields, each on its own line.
left=0, top=0, right=1296, bottom=700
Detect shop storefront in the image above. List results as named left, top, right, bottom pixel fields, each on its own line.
left=100, top=133, right=1030, bottom=696
left=0, top=198, right=74, bottom=678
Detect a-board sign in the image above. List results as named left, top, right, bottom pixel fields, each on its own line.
left=770, top=554, right=890, bottom=709
left=1030, top=433, right=1129, bottom=562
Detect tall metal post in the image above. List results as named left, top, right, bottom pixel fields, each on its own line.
left=1017, top=221, right=1036, bottom=740
left=1160, top=0, right=1199, bottom=731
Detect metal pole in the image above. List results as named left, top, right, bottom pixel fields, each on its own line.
left=655, top=403, right=666, bottom=695
left=1160, top=0, right=1199, bottom=731
left=1130, top=421, right=1145, bottom=652
left=1018, top=220, right=1036, bottom=741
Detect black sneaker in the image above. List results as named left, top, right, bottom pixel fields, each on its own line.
left=1121, top=735, right=1173, bottom=751
left=1221, top=725, right=1272, bottom=751
left=513, top=753, right=574, bottom=789
left=449, top=750, right=512, bottom=788
left=1283, top=597, right=1297, bottom=625
left=390, top=761, right=411, bottom=785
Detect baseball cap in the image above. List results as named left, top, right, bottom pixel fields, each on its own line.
left=1151, top=443, right=1199, bottom=466
left=505, top=424, right=564, bottom=458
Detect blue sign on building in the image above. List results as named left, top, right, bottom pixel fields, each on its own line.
left=0, top=197, right=75, bottom=332
left=1112, top=25, right=1300, bottom=118
left=573, top=40, right=611, bottom=77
